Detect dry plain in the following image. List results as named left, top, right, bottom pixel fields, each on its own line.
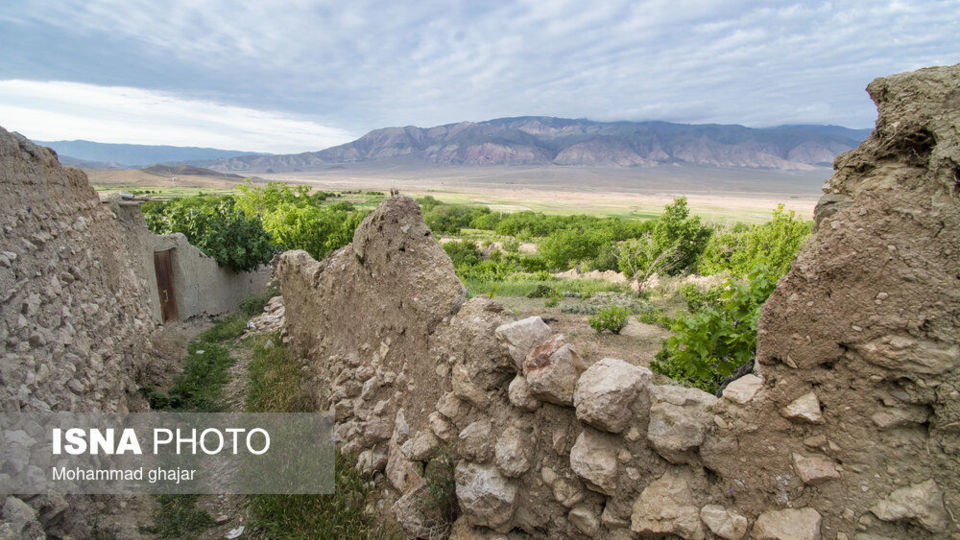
left=85, top=163, right=831, bottom=223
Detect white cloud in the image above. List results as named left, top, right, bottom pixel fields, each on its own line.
left=0, top=80, right=355, bottom=152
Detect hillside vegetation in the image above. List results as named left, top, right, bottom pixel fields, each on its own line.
left=143, top=181, right=811, bottom=391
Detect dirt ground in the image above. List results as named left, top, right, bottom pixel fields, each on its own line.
left=496, top=296, right=671, bottom=368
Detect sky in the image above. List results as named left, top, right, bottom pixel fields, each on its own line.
left=0, top=0, right=957, bottom=153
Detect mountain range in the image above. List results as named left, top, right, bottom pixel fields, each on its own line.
left=195, top=117, right=871, bottom=173
left=34, top=139, right=265, bottom=168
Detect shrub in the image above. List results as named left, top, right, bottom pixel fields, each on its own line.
left=650, top=265, right=778, bottom=392
left=443, top=240, right=481, bottom=267
left=588, top=305, right=630, bottom=334
left=616, top=197, right=711, bottom=280
left=699, top=205, right=811, bottom=277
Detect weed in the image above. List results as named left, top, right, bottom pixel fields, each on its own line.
left=140, top=495, right=215, bottom=539
left=588, top=305, right=629, bottom=334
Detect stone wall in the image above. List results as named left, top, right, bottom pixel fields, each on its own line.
left=109, top=196, right=270, bottom=324
left=0, top=127, right=155, bottom=537
left=280, top=64, right=960, bottom=539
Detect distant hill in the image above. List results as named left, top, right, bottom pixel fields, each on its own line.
left=33, top=139, right=267, bottom=168
left=198, top=117, right=872, bottom=173
left=141, top=164, right=244, bottom=179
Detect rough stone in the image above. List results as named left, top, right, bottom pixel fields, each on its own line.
left=507, top=375, right=539, bottom=412
left=700, top=505, right=748, bottom=540
left=454, top=462, right=518, bottom=533
left=792, top=453, right=840, bottom=485
left=523, top=334, right=579, bottom=406
left=568, top=505, right=600, bottom=537
left=569, top=429, right=619, bottom=495
left=721, top=374, right=763, bottom=405
left=869, top=479, right=948, bottom=534
left=459, top=420, right=494, bottom=463
left=780, top=392, right=824, bottom=424
left=573, top=357, right=651, bottom=433
left=753, top=508, right=822, bottom=540
left=630, top=471, right=704, bottom=539
left=494, top=426, right=532, bottom=478
left=495, top=316, right=552, bottom=370
left=647, top=400, right=711, bottom=464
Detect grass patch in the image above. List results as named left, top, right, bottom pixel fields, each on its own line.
left=245, top=333, right=312, bottom=414
left=140, top=495, right=216, bottom=539
left=243, top=334, right=398, bottom=538
left=463, top=277, right=626, bottom=298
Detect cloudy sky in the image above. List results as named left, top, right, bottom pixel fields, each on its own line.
left=1, top=0, right=957, bottom=153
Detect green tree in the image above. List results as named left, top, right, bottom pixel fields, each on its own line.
left=145, top=197, right=275, bottom=272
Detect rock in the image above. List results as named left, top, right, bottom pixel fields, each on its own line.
left=647, top=401, right=710, bottom=464
left=386, top=443, right=424, bottom=493
left=630, top=471, right=704, bottom=539
left=429, top=411, right=457, bottom=442
left=870, top=405, right=929, bottom=428
left=652, top=384, right=717, bottom=407
left=792, top=453, right=840, bottom=485
left=721, top=374, right=763, bottom=405
left=507, top=375, right=540, bottom=412
left=495, top=316, right=553, bottom=370
left=454, top=462, right=518, bottom=533
left=552, top=477, right=585, bottom=508
left=700, top=505, right=748, bottom=540
left=437, top=392, right=467, bottom=420
left=568, top=505, right=600, bottom=537
left=459, top=420, right=494, bottom=463
left=781, top=392, right=825, bottom=424
left=753, top=508, right=822, bottom=540
left=569, top=429, right=619, bottom=495
left=392, top=486, right=437, bottom=539
left=356, top=449, right=388, bottom=473
left=494, top=426, right=532, bottom=478
left=401, top=430, right=439, bottom=461
left=523, top=335, right=580, bottom=406
left=2, top=497, right=37, bottom=533
left=855, top=335, right=959, bottom=375
left=452, top=364, right=489, bottom=408
left=573, top=358, right=651, bottom=433
left=869, top=479, right=948, bottom=533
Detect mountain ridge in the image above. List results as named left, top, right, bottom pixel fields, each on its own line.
left=193, top=116, right=871, bottom=173
left=33, top=139, right=267, bottom=168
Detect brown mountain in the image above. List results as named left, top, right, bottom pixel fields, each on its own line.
left=198, top=117, right=871, bottom=173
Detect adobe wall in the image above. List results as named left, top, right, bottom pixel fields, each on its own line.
left=279, top=64, right=960, bottom=539
left=109, top=198, right=270, bottom=324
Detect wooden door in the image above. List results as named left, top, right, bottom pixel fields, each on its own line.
left=154, top=250, right=178, bottom=322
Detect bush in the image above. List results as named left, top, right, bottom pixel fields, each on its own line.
left=650, top=265, right=778, bottom=392
left=261, top=203, right=363, bottom=260
left=699, top=205, right=811, bottom=277
left=443, top=240, right=481, bottom=267
left=618, top=197, right=711, bottom=279
left=588, top=305, right=630, bottom=334
left=145, top=197, right=275, bottom=272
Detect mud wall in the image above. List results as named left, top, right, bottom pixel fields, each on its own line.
left=110, top=198, right=270, bottom=324
left=280, top=64, right=960, bottom=539
left=0, top=127, right=155, bottom=537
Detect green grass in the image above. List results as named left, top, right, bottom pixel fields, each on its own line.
left=147, top=341, right=233, bottom=412
left=463, top=277, right=627, bottom=298
left=245, top=333, right=312, bottom=414
left=140, top=495, right=216, bottom=539
left=93, top=184, right=237, bottom=198
left=243, top=334, right=399, bottom=538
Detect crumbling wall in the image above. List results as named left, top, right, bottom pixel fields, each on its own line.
left=0, top=127, right=154, bottom=537
left=110, top=198, right=270, bottom=323
left=279, top=64, right=959, bottom=540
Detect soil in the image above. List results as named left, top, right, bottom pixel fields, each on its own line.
left=495, top=296, right=670, bottom=368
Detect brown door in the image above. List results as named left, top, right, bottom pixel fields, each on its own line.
left=154, top=250, right=178, bottom=322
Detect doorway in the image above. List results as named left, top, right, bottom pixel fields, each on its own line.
left=154, top=250, right=178, bottom=322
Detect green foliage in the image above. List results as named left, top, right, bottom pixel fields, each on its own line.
left=443, top=240, right=482, bottom=267
left=243, top=332, right=397, bottom=538
left=616, top=197, right=712, bottom=280
left=144, top=196, right=275, bottom=272
left=261, top=202, right=364, bottom=260
left=699, top=204, right=811, bottom=277
left=678, top=283, right=724, bottom=312
left=526, top=284, right=556, bottom=298
left=248, top=452, right=397, bottom=540
left=591, top=242, right=621, bottom=271
left=588, top=305, right=630, bottom=334
left=141, top=495, right=215, bottom=539
left=415, top=446, right=458, bottom=536
left=149, top=342, right=233, bottom=411
left=539, top=228, right=614, bottom=270
left=420, top=200, right=495, bottom=235
left=651, top=266, right=778, bottom=392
